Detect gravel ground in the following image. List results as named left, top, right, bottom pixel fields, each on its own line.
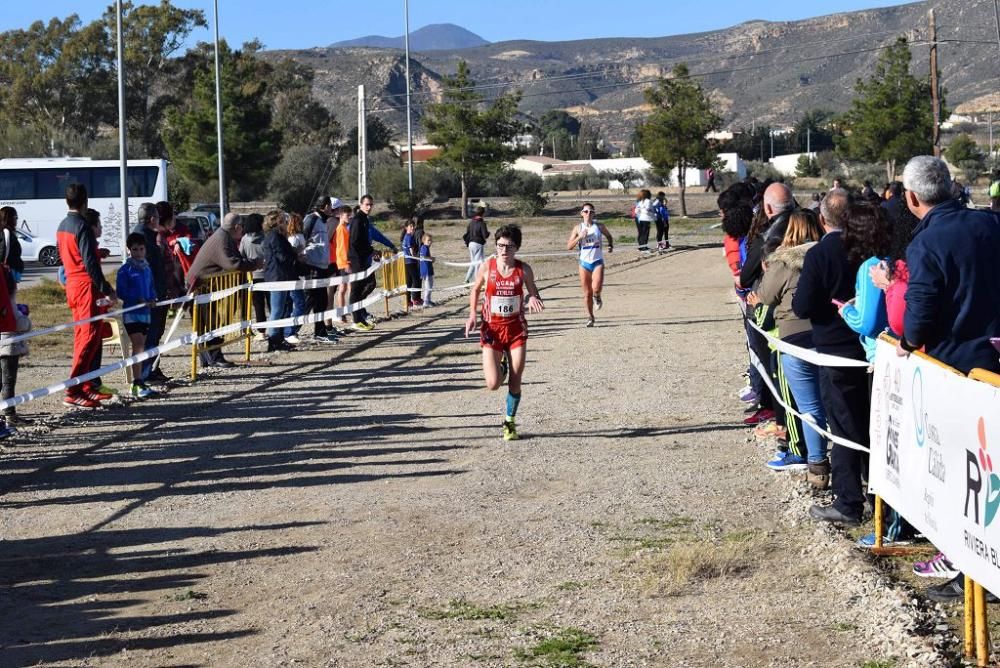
left=0, top=223, right=957, bottom=667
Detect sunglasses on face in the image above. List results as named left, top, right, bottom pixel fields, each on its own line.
left=581, top=209, right=594, bottom=214
left=496, top=243, right=517, bottom=250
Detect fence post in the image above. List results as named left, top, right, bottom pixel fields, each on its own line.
left=191, top=298, right=199, bottom=381
left=244, top=272, right=252, bottom=362
left=975, top=581, right=989, bottom=666
left=966, top=574, right=976, bottom=659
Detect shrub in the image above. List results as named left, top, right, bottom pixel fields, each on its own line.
left=268, top=144, right=335, bottom=214
left=795, top=154, right=820, bottom=177
left=510, top=192, right=549, bottom=216
left=746, top=161, right=786, bottom=183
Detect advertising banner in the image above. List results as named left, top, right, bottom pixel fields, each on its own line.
left=870, top=339, right=1000, bottom=594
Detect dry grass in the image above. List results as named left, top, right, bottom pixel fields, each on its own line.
left=635, top=530, right=769, bottom=597
left=17, top=279, right=74, bottom=355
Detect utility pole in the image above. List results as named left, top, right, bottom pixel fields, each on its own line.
left=929, top=9, right=941, bottom=157
left=994, top=0, right=1000, bottom=61
left=760, top=139, right=764, bottom=162
left=115, top=0, right=129, bottom=257
left=769, top=130, right=774, bottom=160
left=807, top=127, right=811, bottom=154
left=357, top=85, right=367, bottom=199
left=403, top=0, right=414, bottom=191
left=213, top=0, right=228, bottom=213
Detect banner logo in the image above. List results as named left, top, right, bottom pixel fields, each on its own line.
left=913, top=368, right=926, bottom=447
left=966, top=417, right=1000, bottom=527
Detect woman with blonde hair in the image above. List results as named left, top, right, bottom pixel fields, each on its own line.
left=752, top=206, right=828, bottom=481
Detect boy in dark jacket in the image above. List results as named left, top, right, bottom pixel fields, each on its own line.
left=117, top=232, right=157, bottom=399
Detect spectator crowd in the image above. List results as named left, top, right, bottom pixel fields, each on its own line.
left=722, top=155, right=1000, bottom=603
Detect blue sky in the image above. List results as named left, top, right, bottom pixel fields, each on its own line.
left=3, top=1, right=914, bottom=49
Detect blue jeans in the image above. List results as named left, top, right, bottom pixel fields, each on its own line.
left=267, top=291, right=289, bottom=339
left=780, top=352, right=828, bottom=463
left=288, top=289, right=306, bottom=334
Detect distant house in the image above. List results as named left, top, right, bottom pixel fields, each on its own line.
left=396, top=144, right=442, bottom=164
left=512, top=155, right=593, bottom=179
left=769, top=152, right=814, bottom=177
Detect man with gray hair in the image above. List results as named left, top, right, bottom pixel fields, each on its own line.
left=792, top=187, right=869, bottom=527
left=898, top=155, right=1000, bottom=374
left=898, top=157, right=1000, bottom=602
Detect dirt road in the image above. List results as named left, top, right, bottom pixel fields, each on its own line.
left=0, top=242, right=942, bottom=667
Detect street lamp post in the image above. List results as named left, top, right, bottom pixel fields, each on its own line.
left=116, top=0, right=129, bottom=256
left=404, top=0, right=414, bottom=192
left=213, top=0, right=227, bottom=215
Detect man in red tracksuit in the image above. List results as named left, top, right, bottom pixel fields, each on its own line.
left=57, top=184, right=117, bottom=409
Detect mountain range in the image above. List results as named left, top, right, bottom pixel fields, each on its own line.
left=329, top=24, right=489, bottom=51
left=266, top=1, right=999, bottom=149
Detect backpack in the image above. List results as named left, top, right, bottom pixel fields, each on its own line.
left=303, top=212, right=322, bottom=239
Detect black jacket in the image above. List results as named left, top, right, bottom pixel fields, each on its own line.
left=465, top=216, right=489, bottom=246
left=133, top=222, right=165, bottom=299
left=262, top=230, right=299, bottom=282
left=348, top=211, right=373, bottom=269
left=739, top=210, right=792, bottom=290
left=0, top=229, right=23, bottom=274
left=904, top=200, right=1000, bottom=373
left=791, top=230, right=865, bottom=357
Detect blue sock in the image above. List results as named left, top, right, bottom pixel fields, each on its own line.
left=505, top=391, right=521, bottom=420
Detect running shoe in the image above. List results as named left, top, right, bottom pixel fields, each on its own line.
left=4, top=413, right=32, bottom=426
left=63, top=395, right=102, bottom=410
left=130, top=383, right=156, bottom=399
left=502, top=419, right=519, bottom=441
left=857, top=532, right=913, bottom=549
left=768, top=449, right=789, bottom=463
left=738, top=385, right=758, bottom=403
left=95, top=384, right=120, bottom=396
left=742, top=408, right=775, bottom=425
left=145, top=368, right=170, bottom=384
left=586, top=317, right=595, bottom=327
left=366, top=314, right=377, bottom=325
left=753, top=421, right=787, bottom=440
left=85, top=390, right=114, bottom=402
left=352, top=321, right=375, bottom=332
left=594, top=294, right=603, bottom=310
left=284, top=335, right=301, bottom=345
left=253, top=331, right=267, bottom=342
left=766, top=451, right=807, bottom=471
left=913, top=552, right=959, bottom=579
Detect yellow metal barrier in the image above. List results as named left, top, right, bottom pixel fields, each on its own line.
left=967, top=367, right=1000, bottom=666
left=377, top=251, right=408, bottom=317
left=190, top=270, right=252, bottom=380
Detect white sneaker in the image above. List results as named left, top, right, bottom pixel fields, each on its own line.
left=253, top=331, right=267, bottom=342
left=285, top=335, right=300, bottom=345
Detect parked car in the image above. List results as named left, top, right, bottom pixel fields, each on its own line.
left=175, top=211, right=218, bottom=243
left=17, top=230, right=60, bottom=266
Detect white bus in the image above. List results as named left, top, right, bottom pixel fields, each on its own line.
left=0, top=158, right=168, bottom=261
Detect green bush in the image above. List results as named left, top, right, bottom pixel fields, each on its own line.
left=511, top=192, right=549, bottom=216
left=795, top=154, right=821, bottom=177
left=268, top=144, right=336, bottom=214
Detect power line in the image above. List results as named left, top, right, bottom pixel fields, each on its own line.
left=368, top=28, right=915, bottom=106
left=367, top=40, right=935, bottom=115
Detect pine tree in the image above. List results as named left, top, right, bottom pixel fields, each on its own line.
left=837, top=38, right=938, bottom=181
left=638, top=64, right=721, bottom=216
left=423, top=61, right=523, bottom=218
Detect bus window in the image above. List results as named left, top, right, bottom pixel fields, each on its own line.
left=36, top=169, right=91, bottom=199
left=0, top=170, right=35, bottom=199
left=91, top=167, right=158, bottom=198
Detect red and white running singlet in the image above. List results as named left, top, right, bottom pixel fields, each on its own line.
left=480, top=257, right=528, bottom=351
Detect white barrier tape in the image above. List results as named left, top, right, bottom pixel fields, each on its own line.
left=251, top=291, right=386, bottom=331
left=193, top=283, right=248, bottom=305
left=746, top=319, right=871, bottom=368
left=251, top=259, right=386, bottom=292
left=746, top=343, right=871, bottom=454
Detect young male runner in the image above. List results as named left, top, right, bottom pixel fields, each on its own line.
left=465, top=225, right=544, bottom=441
left=566, top=202, right=613, bottom=326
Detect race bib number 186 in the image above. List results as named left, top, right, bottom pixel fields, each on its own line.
left=490, top=295, right=520, bottom=316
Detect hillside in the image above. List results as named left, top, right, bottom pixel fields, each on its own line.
left=329, top=23, right=489, bottom=51
left=268, top=0, right=997, bottom=147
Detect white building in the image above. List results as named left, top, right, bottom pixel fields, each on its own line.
left=769, top=152, right=815, bottom=177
